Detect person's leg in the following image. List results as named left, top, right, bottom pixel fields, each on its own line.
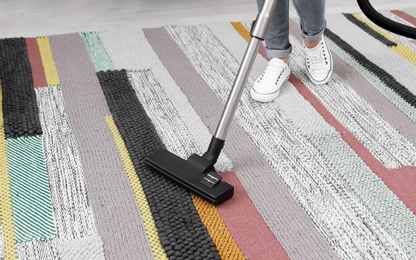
left=292, top=0, right=326, bottom=44
left=251, top=0, right=291, bottom=102
left=292, top=0, right=333, bottom=85
left=256, top=0, right=291, bottom=62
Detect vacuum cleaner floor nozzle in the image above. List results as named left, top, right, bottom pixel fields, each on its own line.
left=145, top=149, right=234, bottom=205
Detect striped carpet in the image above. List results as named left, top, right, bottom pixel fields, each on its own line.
left=1, top=8, right=416, bottom=260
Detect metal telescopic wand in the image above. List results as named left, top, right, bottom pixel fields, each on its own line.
left=213, top=0, right=278, bottom=140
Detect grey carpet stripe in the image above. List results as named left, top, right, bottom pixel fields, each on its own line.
left=343, top=13, right=397, bottom=47
left=161, top=23, right=409, bottom=258
left=35, top=86, right=97, bottom=241
left=97, top=69, right=220, bottom=260
left=143, top=26, right=340, bottom=260
left=49, top=33, right=154, bottom=260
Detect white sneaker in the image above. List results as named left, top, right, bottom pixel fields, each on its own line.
left=304, top=37, right=333, bottom=85
left=250, top=58, right=290, bottom=102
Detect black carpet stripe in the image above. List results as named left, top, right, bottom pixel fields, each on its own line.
left=97, top=69, right=220, bottom=260
left=0, top=38, right=43, bottom=138
left=343, top=13, right=397, bottom=47
left=325, top=28, right=416, bottom=108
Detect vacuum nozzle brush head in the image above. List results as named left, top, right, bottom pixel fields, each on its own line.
left=145, top=149, right=234, bottom=205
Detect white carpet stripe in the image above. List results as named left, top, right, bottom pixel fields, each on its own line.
left=98, top=28, right=233, bottom=172
left=291, top=36, right=416, bottom=168
left=207, top=22, right=336, bottom=137
left=58, top=235, right=105, bottom=260
left=17, top=238, right=59, bottom=260
left=127, top=69, right=201, bottom=159
left=309, top=132, right=416, bottom=259
left=166, top=24, right=410, bottom=259
left=35, top=87, right=98, bottom=241
left=326, top=14, right=416, bottom=94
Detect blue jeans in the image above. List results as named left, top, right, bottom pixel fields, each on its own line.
left=256, top=0, right=326, bottom=59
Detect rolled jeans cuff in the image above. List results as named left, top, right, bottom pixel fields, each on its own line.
left=265, top=44, right=292, bottom=59
left=301, top=21, right=326, bottom=42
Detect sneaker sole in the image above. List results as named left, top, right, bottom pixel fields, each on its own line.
left=250, top=75, right=290, bottom=103
left=309, top=67, right=333, bottom=85
left=250, top=88, right=280, bottom=103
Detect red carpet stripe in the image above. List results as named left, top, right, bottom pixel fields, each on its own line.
left=390, top=10, right=416, bottom=26
left=218, top=172, right=289, bottom=260
left=25, top=38, right=47, bottom=88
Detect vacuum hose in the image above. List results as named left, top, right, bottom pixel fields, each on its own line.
left=357, top=0, right=416, bottom=39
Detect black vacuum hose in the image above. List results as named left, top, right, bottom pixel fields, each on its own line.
left=357, top=0, right=416, bottom=39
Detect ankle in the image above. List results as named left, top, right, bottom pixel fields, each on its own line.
left=304, top=36, right=322, bottom=49
left=281, top=57, right=290, bottom=64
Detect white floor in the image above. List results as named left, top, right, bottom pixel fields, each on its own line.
left=0, top=0, right=415, bottom=38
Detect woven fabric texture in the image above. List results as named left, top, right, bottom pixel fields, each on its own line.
left=1, top=8, right=416, bottom=260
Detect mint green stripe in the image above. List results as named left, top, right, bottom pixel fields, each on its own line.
left=308, top=133, right=416, bottom=259
left=80, top=32, right=113, bottom=72
left=402, top=7, right=416, bottom=18
left=7, top=136, right=56, bottom=243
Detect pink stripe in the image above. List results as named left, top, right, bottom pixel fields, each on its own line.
left=25, top=38, right=47, bottom=88
left=390, top=10, right=416, bottom=26
left=218, top=172, right=289, bottom=260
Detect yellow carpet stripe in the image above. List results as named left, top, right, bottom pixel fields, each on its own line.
left=353, top=13, right=416, bottom=66
left=231, top=22, right=251, bottom=42
left=37, top=37, right=60, bottom=86
left=104, top=116, right=168, bottom=260
left=0, top=81, right=18, bottom=260
left=191, top=194, right=245, bottom=260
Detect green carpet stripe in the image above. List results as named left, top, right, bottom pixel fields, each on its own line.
left=80, top=32, right=113, bottom=72
left=7, top=136, right=56, bottom=243
left=308, top=133, right=416, bottom=259
left=402, top=7, right=416, bottom=18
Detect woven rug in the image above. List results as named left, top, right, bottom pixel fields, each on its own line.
left=1, top=8, right=416, bottom=260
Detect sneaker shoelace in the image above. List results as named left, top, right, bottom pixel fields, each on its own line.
left=306, top=42, right=328, bottom=73
left=258, top=62, right=286, bottom=85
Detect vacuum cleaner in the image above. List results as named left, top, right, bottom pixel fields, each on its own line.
left=357, top=0, right=416, bottom=39
left=145, top=0, right=279, bottom=205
